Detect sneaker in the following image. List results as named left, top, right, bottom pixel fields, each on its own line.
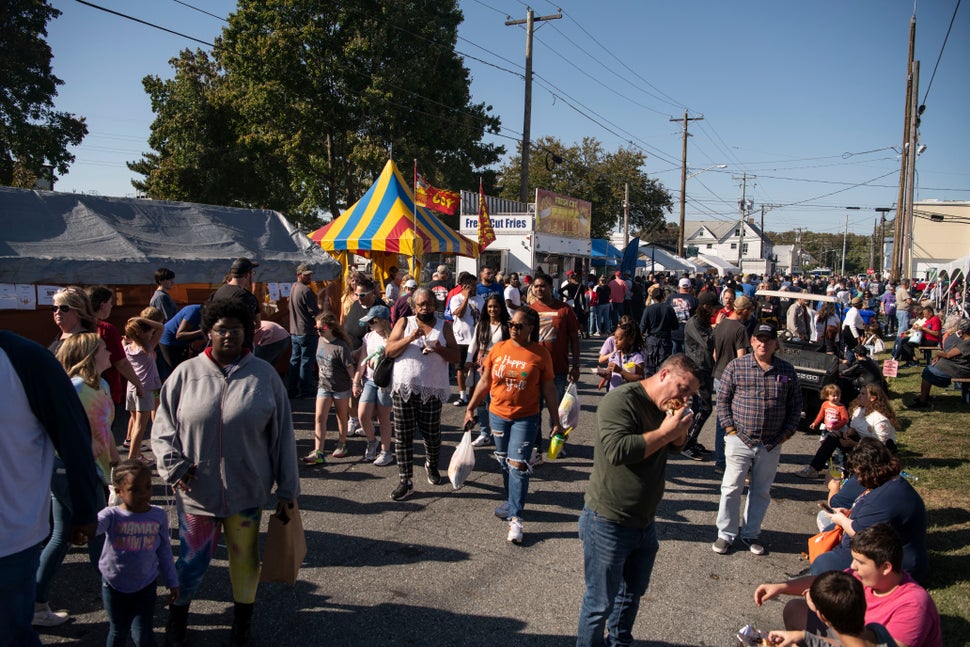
left=425, top=461, right=443, bottom=485
left=694, top=443, right=709, bottom=453
left=530, top=449, right=544, bottom=467
left=32, top=603, right=69, bottom=627
left=365, top=440, right=379, bottom=461
left=507, top=517, right=523, bottom=544
left=122, top=439, right=131, bottom=449
left=390, top=480, right=413, bottom=501
left=472, top=433, right=492, bottom=447
left=908, top=398, right=930, bottom=409
left=741, top=537, right=766, bottom=555
left=494, top=502, right=510, bottom=519
left=712, top=538, right=731, bottom=554
left=331, top=445, right=348, bottom=459
left=794, top=465, right=822, bottom=479
left=347, top=418, right=361, bottom=436
left=351, top=421, right=367, bottom=437
left=713, top=464, right=725, bottom=475
left=453, top=396, right=468, bottom=407
left=373, top=450, right=394, bottom=467
left=302, top=450, right=325, bottom=465
left=681, top=445, right=704, bottom=461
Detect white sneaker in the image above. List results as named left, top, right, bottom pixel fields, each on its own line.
left=364, top=440, right=379, bottom=461
left=33, top=602, right=69, bottom=627
left=348, top=418, right=362, bottom=436
left=507, top=517, right=523, bottom=544
left=373, top=451, right=394, bottom=467
left=453, top=396, right=468, bottom=407
left=529, top=448, right=544, bottom=467
left=794, top=465, right=822, bottom=479
left=471, top=433, right=491, bottom=447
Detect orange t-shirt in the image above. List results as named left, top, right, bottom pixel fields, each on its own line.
left=484, top=340, right=554, bottom=420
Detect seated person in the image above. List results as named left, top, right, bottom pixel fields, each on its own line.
left=839, top=345, right=887, bottom=405
left=910, top=318, right=970, bottom=409
left=754, top=524, right=942, bottom=647
left=769, top=571, right=897, bottom=647
left=899, top=306, right=941, bottom=368
left=811, top=439, right=928, bottom=583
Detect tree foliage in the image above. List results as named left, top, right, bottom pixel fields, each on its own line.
left=0, top=0, right=87, bottom=187
left=769, top=227, right=884, bottom=275
left=496, top=136, right=672, bottom=239
left=130, top=0, right=503, bottom=226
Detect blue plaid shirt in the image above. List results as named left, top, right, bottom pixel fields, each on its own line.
left=716, top=353, right=803, bottom=451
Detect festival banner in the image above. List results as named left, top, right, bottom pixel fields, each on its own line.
left=415, top=171, right=460, bottom=216
left=478, top=179, right=496, bottom=251
left=534, top=189, right=591, bottom=238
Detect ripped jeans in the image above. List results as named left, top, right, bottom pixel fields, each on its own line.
left=489, top=412, right=538, bottom=521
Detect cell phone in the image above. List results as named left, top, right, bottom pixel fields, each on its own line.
left=818, top=501, right=833, bottom=513
left=463, top=416, right=479, bottom=431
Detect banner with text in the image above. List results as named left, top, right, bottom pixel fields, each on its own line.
left=534, top=189, right=591, bottom=239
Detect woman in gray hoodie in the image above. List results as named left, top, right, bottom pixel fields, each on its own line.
left=152, top=298, right=299, bottom=647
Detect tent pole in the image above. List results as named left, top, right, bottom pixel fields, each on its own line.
left=412, top=159, right=418, bottom=274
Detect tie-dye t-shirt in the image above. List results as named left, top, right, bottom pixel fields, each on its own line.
left=72, top=377, right=115, bottom=484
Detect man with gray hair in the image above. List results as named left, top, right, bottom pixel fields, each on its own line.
left=910, top=318, right=970, bottom=409
left=785, top=290, right=812, bottom=342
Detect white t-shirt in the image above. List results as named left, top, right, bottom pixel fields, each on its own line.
left=448, top=293, right=482, bottom=345
left=503, top=285, right=521, bottom=316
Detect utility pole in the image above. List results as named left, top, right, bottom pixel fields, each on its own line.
left=875, top=207, right=892, bottom=277
left=892, top=15, right=916, bottom=280
left=793, top=227, right=805, bottom=275
left=670, top=111, right=703, bottom=257
left=901, top=60, right=920, bottom=280
left=623, top=182, right=630, bottom=248
left=842, top=207, right=860, bottom=277
left=733, top=173, right=754, bottom=270
left=506, top=8, right=562, bottom=204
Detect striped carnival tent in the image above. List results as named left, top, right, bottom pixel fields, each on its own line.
left=308, top=160, right=478, bottom=286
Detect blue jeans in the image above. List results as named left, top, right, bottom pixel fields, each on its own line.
left=713, top=378, right=726, bottom=469
left=896, top=310, right=910, bottom=337
left=610, top=303, right=623, bottom=329
left=1, top=543, right=43, bottom=647
left=594, top=304, right=611, bottom=335
left=588, top=308, right=598, bottom=335
left=715, top=435, right=782, bottom=543
left=477, top=393, right=492, bottom=440
left=287, top=333, right=318, bottom=397
left=489, top=412, right=538, bottom=520
left=576, top=508, right=659, bottom=647
left=36, top=459, right=104, bottom=604
left=102, top=580, right=157, bottom=647
left=671, top=338, right=684, bottom=355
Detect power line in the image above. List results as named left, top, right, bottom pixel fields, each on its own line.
left=74, top=0, right=214, bottom=47
left=920, top=0, right=962, bottom=107
left=170, top=0, right=227, bottom=23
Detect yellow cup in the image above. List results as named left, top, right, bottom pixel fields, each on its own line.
left=548, top=433, right=566, bottom=460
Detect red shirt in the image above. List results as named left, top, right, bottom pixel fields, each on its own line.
left=529, top=299, right=579, bottom=375
left=97, top=320, right=126, bottom=404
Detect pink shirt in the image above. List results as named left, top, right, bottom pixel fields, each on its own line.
left=854, top=571, right=942, bottom=647
left=608, top=278, right=627, bottom=304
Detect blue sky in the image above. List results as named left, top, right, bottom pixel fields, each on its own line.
left=46, top=1, right=969, bottom=236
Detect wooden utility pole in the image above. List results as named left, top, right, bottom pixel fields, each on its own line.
left=506, top=8, right=562, bottom=204
left=733, top=173, right=754, bottom=270
left=901, top=61, right=920, bottom=279
left=623, top=182, right=630, bottom=247
left=892, top=15, right=916, bottom=280
left=670, top=111, right=703, bottom=257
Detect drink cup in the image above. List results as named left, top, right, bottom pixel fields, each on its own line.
left=547, top=433, right=566, bottom=460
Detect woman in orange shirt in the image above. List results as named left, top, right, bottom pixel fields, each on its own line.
left=463, top=307, right=564, bottom=545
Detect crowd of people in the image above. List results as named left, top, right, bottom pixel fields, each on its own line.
left=3, top=259, right=965, bottom=647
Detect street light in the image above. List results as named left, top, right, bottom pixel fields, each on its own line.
left=677, top=164, right=727, bottom=257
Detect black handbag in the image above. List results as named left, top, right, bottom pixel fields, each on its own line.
left=372, top=351, right=394, bottom=388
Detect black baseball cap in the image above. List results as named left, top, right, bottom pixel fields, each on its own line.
left=230, top=257, right=259, bottom=276
left=753, top=322, right=777, bottom=338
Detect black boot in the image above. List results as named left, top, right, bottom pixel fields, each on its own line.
left=166, top=604, right=189, bottom=647
left=230, top=602, right=254, bottom=647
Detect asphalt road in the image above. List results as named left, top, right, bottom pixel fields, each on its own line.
left=40, top=337, right=832, bottom=646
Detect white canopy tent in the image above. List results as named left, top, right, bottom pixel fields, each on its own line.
left=691, top=253, right=741, bottom=277
left=638, top=244, right=697, bottom=273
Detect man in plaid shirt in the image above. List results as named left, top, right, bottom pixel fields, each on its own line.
left=712, top=322, right=802, bottom=556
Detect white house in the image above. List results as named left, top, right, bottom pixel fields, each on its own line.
left=684, top=219, right=774, bottom=275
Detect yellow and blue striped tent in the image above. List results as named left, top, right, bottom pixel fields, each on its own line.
left=309, top=160, right=478, bottom=262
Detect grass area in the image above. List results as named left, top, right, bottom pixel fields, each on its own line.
left=882, top=357, right=970, bottom=645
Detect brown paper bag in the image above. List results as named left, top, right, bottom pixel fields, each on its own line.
left=260, top=500, right=306, bottom=585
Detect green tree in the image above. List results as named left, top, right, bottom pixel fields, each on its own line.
left=130, top=0, right=502, bottom=226
left=0, top=0, right=87, bottom=187
left=496, top=136, right=672, bottom=239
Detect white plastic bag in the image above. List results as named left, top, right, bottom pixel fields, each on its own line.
left=448, top=430, right=476, bottom=490
left=558, top=382, right=580, bottom=432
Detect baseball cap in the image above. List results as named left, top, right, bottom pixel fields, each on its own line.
left=753, top=322, right=777, bottom=338
left=404, top=279, right=418, bottom=289
left=678, top=278, right=692, bottom=289
left=851, top=296, right=863, bottom=307
left=230, top=257, right=259, bottom=276
left=567, top=270, right=576, bottom=277
left=296, top=263, right=313, bottom=275
left=733, top=295, right=753, bottom=311
left=615, top=271, right=622, bottom=277
left=360, top=305, right=390, bottom=323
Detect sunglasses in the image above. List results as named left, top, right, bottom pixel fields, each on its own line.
left=509, top=322, right=529, bottom=330
left=51, top=305, right=72, bottom=313
left=355, top=291, right=372, bottom=297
